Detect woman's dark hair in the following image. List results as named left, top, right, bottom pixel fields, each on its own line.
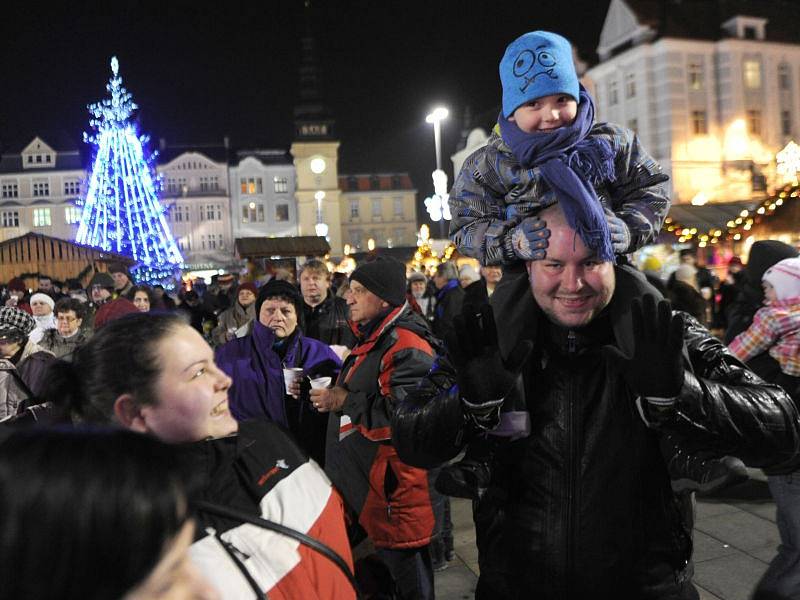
left=0, top=427, right=189, bottom=600
left=43, top=312, right=185, bottom=423
left=54, top=296, right=86, bottom=320
left=131, top=284, right=155, bottom=309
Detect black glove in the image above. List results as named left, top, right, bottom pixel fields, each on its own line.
left=445, top=303, right=532, bottom=411
left=602, top=295, right=685, bottom=399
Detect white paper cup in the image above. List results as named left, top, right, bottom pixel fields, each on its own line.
left=283, top=368, right=304, bottom=396
left=309, top=376, right=332, bottom=390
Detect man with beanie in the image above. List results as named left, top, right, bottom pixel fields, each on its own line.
left=214, top=279, right=340, bottom=465
left=84, top=271, right=116, bottom=332
left=108, top=263, right=135, bottom=300
left=449, top=30, right=669, bottom=270
left=0, top=307, right=55, bottom=419
left=210, top=281, right=258, bottom=346
left=311, top=256, right=443, bottom=599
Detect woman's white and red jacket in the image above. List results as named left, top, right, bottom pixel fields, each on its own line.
left=183, top=419, right=355, bottom=599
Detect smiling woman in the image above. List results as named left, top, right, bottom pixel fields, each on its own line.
left=39, top=312, right=355, bottom=599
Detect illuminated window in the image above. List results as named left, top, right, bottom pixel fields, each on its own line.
left=240, top=178, right=247, bottom=194
left=744, top=60, right=761, bottom=88
left=64, top=206, right=82, bottom=224
left=692, top=111, right=708, bottom=134
left=33, top=208, right=51, bottom=227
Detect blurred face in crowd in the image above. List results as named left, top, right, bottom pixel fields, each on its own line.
left=126, top=520, right=218, bottom=600
left=410, top=280, right=427, bottom=299
left=509, top=94, right=578, bottom=134
left=112, top=272, right=130, bottom=291
left=259, top=298, right=298, bottom=339
left=481, top=266, right=503, bottom=286
left=123, top=324, right=237, bottom=444
left=680, top=252, right=697, bottom=266
left=433, top=273, right=448, bottom=290
left=37, top=278, right=53, bottom=293
left=763, top=281, right=777, bottom=303
left=8, top=289, right=24, bottom=301
left=526, top=209, right=615, bottom=329
left=237, top=289, right=256, bottom=308
left=0, top=336, right=23, bottom=359
left=91, top=285, right=112, bottom=304
left=300, top=268, right=330, bottom=306
left=31, top=297, right=53, bottom=317
left=346, top=280, right=389, bottom=325
left=133, top=291, right=151, bottom=313
left=56, top=310, right=82, bottom=337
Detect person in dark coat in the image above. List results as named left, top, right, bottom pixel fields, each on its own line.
left=215, top=280, right=340, bottom=466
left=392, top=204, right=800, bottom=599
left=431, top=261, right=464, bottom=341
left=177, top=290, right=217, bottom=336
left=714, top=256, right=744, bottom=330
left=300, top=260, right=357, bottom=349
left=666, top=264, right=707, bottom=324
left=724, top=240, right=800, bottom=346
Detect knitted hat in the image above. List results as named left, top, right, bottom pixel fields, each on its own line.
left=407, top=271, right=427, bottom=284
left=94, top=298, right=139, bottom=330
left=350, top=257, right=407, bottom=307
left=88, top=272, right=115, bottom=290
left=642, top=256, right=662, bottom=273
left=7, top=278, right=26, bottom=293
left=255, top=280, right=305, bottom=330
left=0, top=307, right=36, bottom=339
left=107, top=262, right=133, bottom=281
left=500, top=31, right=579, bottom=118
left=763, top=257, right=800, bottom=301
left=30, top=293, right=55, bottom=310
left=238, top=282, right=258, bottom=297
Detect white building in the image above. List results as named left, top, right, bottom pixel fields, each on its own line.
left=0, top=136, right=86, bottom=243
left=587, top=0, right=800, bottom=205
left=229, top=149, right=298, bottom=240
left=157, top=144, right=235, bottom=269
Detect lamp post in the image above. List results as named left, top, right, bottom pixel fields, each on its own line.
left=425, top=106, right=449, bottom=238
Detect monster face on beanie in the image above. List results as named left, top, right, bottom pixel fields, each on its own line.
left=500, top=30, right=579, bottom=118
left=763, top=257, right=800, bottom=301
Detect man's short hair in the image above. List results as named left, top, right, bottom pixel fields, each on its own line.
left=435, top=262, right=459, bottom=280
left=55, top=297, right=86, bottom=320
left=299, top=259, right=330, bottom=279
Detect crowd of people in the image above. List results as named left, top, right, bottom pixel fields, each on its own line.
left=1, top=28, right=800, bottom=600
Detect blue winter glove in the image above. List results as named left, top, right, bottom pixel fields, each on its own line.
left=510, top=216, right=550, bottom=261
left=604, top=208, right=631, bottom=254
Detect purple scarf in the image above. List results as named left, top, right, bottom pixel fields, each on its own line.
left=498, top=87, right=617, bottom=262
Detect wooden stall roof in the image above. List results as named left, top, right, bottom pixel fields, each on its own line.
left=0, top=232, right=135, bottom=285
left=235, top=236, right=330, bottom=258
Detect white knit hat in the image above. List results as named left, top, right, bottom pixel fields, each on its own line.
left=763, top=257, right=800, bottom=301
left=29, top=292, right=55, bottom=310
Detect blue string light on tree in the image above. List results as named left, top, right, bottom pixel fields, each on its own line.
left=76, top=56, right=183, bottom=287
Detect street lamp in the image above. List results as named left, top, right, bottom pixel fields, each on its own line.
left=425, top=106, right=450, bottom=238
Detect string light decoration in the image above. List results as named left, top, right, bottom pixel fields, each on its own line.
left=663, top=183, right=800, bottom=247
left=411, top=224, right=457, bottom=274
left=76, top=56, right=183, bottom=287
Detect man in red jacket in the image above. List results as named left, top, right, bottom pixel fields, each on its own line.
left=312, top=256, right=441, bottom=600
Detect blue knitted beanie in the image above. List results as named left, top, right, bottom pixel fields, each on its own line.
left=500, top=31, right=579, bottom=118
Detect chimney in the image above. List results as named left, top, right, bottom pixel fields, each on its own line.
left=159, top=137, right=166, bottom=151
left=223, top=135, right=230, bottom=149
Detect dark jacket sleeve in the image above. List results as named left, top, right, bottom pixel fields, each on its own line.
left=648, top=314, right=800, bottom=469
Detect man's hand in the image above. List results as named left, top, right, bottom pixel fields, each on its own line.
left=446, top=303, right=532, bottom=410
left=510, top=216, right=550, bottom=261
left=602, top=295, right=685, bottom=399
left=310, top=386, right=348, bottom=413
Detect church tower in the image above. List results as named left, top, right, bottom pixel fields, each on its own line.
left=290, top=1, right=343, bottom=254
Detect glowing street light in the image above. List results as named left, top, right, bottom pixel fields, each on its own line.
left=425, top=106, right=450, bottom=238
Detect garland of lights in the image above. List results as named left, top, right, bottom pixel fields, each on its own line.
left=75, top=57, right=183, bottom=287
left=663, top=183, right=800, bottom=248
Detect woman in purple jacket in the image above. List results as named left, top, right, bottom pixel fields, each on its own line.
left=215, top=280, right=341, bottom=466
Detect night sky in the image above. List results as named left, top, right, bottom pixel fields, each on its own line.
left=1, top=0, right=610, bottom=227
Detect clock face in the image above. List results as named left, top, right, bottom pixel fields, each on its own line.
left=310, top=157, right=327, bottom=174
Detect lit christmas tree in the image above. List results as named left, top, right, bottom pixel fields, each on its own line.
left=76, top=56, right=183, bottom=286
